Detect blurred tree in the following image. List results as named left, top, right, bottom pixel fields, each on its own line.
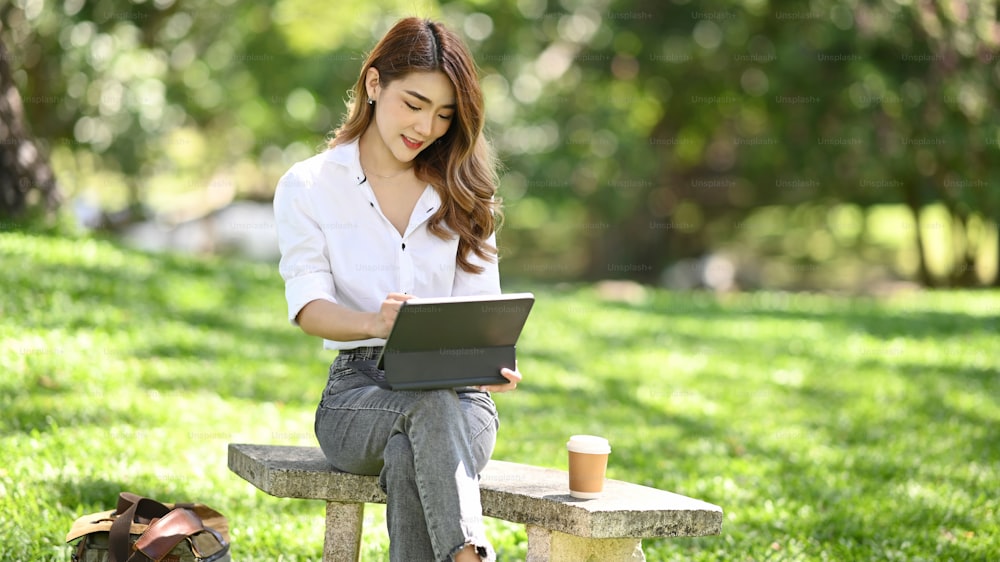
left=0, top=36, right=60, bottom=222
left=4, top=0, right=441, bottom=223
left=2, top=0, right=997, bottom=287
left=476, top=0, right=998, bottom=286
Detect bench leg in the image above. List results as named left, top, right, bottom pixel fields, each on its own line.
left=525, top=525, right=645, bottom=562
left=323, top=501, right=364, bottom=562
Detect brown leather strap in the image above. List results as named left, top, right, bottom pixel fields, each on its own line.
left=108, top=494, right=171, bottom=562
left=117, top=493, right=141, bottom=512
left=131, top=509, right=205, bottom=562
left=115, top=493, right=171, bottom=523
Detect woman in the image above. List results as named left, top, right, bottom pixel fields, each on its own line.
left=273, top=17, right=519, bottom=562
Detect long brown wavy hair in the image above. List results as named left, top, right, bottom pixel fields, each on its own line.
left=328, top=17, right=501, bottom=274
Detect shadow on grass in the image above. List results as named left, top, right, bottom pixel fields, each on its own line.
left=600, top=290, right=999, bottom=339
left=519, top=287, right=999, bottom=550
left=2, top=235, right=327, bottom=433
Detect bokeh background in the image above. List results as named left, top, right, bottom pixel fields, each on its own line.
left=3, top=2, right=1000, bottom=560
left=4, top=0, right=998, bottom=291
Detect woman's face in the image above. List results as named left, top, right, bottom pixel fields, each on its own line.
left=367, top=69, right=456, bottom=163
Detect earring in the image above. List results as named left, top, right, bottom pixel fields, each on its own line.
left=367, top=98, right=375, bottom=106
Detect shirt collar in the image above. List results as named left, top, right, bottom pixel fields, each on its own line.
left=325, top=137, right=442, bottom=216
left=324, top=138, right=366, bottom=185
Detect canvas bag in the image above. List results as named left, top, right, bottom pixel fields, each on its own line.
left=66, top=492, right=230, bottom=562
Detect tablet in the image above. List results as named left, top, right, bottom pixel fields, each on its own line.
left=375, top=292, right=535, bottom=390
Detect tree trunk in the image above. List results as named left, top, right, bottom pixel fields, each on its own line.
left=900, top=181, right=933, bottom=287
left=995, top=226, right=1000, bottom=287
left=0, top=37, right=61, bottom=223
left=949, top=209, right=979, bottom=287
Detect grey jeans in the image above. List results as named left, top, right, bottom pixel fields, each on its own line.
left=314, top=347, right=499, bottom=562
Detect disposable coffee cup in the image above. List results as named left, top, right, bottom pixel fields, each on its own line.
left=566, top=435, right=611, bottom=499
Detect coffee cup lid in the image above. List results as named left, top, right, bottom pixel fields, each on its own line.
left=566, top=434, right=611, bottom=454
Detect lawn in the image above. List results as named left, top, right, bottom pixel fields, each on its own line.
left=1, top=231, right=997, bottom=561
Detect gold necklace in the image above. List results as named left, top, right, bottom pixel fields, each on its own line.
left=362, top=162, right=414, bottom=180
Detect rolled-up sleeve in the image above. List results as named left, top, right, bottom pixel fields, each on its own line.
left=452, top=232, right=502, bottom=297
left=273, top=167, right=338, bottom=325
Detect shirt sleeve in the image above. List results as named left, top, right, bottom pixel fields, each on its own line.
left=273, top=166, right=338, bottom=326
left=452, top=232, right=502, bottom=297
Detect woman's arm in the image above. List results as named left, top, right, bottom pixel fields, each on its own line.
left=452, top=232, right=501, bottom=297
left=296, top=293, right=413, bottom=341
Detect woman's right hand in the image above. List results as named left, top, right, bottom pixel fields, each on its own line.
left=368, top=292, right=414, bottom=338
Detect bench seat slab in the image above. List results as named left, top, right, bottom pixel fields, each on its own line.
left=228, top=443, right=722, bottom=561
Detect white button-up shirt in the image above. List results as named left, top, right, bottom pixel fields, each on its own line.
left=273, top=139, right=501, bottom=350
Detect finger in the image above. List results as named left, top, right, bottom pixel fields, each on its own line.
left=479, top=369, right=521, bottom=392
left=382, top=298, right=406, bottom=315
left=478, top=382, right=516, bottom=393
left=499, top=368, right=522, bottom=384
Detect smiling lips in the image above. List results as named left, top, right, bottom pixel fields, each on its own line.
left=401, top=135, right=424, bottom=150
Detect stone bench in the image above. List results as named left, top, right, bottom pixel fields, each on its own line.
left=228, top=443, right=722, bottom=561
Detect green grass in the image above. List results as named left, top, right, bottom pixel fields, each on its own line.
left=2, top=231, right=998, bottom=561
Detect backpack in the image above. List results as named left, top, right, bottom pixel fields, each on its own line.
left=66, top=492, right=230, bottom=562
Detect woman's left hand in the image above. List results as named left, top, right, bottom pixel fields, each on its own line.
left=479, top=367, right=521, bottom=393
